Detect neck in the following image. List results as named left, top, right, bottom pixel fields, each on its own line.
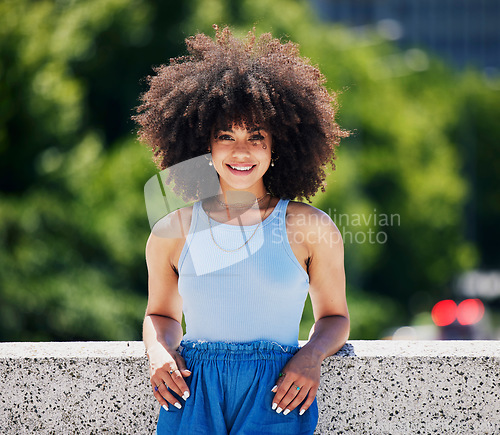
left=217, top=189, right=268, bottom=205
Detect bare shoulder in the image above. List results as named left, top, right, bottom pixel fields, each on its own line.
left=286, top=201, right=339, bottom=231
left=146, top=205, right=194, bottom=269
left=150, top=205, right=193, bottom=239
left=286, top=201, right=342, bottom=247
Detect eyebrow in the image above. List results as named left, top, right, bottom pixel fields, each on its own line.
left=217, top=127, right=266, bottom=133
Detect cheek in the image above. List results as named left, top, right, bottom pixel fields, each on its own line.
left=210, top=149, right=226, bottom=174
left=262, top=148, right=272, bottom=163
left=209, top=145, right=225, bottom=162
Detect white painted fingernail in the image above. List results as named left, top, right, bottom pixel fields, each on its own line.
left=272, top=403, right=277, bottom=410
left=182, top=391, right=190, bottom=400
left=283, top=409, right=290, bottom=416
left=162, top=404, right=169, bottom=411
left=271, top=385, right=277, bottom=392
left=299, top=409, right=305, bottom=416
left=174, top=402, right=182, bottom=409
left=276, top=407, right=283, bottom=414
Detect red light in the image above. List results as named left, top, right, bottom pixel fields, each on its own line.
left=431, top=300, right=457, bottom=326
left=457, top=299, right=485, bottom=325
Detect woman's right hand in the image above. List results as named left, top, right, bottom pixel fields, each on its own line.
left=147, top=342, right=191, bottom=410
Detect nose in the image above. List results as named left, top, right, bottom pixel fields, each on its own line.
left=231, top=138, right=251, bottom=156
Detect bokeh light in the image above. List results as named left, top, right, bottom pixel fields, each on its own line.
left=457, top=299, right=485, bottom=325
left=431, top=300, right=457, bottom=326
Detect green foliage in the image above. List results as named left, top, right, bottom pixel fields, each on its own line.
left=450, top=71, right=500, bottom=269
left=299, top=288, right=399, bottom=340
left=0, top=136, right=154, bottom=340
left=0, top=0, right=187, bottom=192
left=1, top=0, right=498, bottom=341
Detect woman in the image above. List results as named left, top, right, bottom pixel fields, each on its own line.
left=134, top=25, right=350, bottom=434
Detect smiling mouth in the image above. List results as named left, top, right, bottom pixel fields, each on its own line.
left=227, top=164, right=256, bottom=172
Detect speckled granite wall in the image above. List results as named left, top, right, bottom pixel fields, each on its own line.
left=0, top=341, right=498, bottom=434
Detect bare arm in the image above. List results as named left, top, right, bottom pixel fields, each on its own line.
left=143, top=315, right=183, bottom=357
left=143, top=227, right=183, bottom=353
left=144, top=212, right=192, bottom=410
left=272, top=205, right=349, bottom=415
left=301, top=210, right=349, bottom=360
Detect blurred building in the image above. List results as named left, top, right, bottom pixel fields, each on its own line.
left=310, top=0, right=500, bottom=74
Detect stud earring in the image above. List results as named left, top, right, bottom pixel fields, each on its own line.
left=205, top=149, right=213, bottom=166
left=270, top=151, right=278, bottom=167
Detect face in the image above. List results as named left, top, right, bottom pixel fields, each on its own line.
left=209, top=123, right=272, bottom=195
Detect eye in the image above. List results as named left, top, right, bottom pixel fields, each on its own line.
left=249, top=134, right=264, bottom=141
left=216, top=134, right=234, bottom=141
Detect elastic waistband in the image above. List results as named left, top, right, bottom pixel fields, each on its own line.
left=178, top=340, right=300, bottom=361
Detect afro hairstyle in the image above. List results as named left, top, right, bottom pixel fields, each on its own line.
left=133, top=25, right=349, bottom=201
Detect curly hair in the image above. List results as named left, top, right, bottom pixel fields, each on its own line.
left=133, top=25, right=348, bottom=201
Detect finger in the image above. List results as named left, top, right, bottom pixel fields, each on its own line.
left=151, top=382, right=182, bottom=411
left=172, top=355, right=191, bottom=398
left=157, top=360, right=187, bottom=397
left=174, top=354, right=191, bottom=377
left=152, top=369, right=183, bottom=398
left=275, top=384, right=304, bottom=414
left=152, top=388, right=170, bottom=411
left=271, top=371, right=286, bottom=393
left=155, top=382, right=183, bottom=409
left=167, top=368, right=190, bottom=400
left=271, top=376, right=294, bottom=411
left=298, top=386, right=318, bottom=416
left=281, top=386, right=309, bottom=414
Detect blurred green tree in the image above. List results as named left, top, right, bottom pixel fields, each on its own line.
left=0, top=0, right=186, bottom=339
left=451, top=72, right=500, bottom=270
left=0, top=0, right=188, bottom=193
left=1, top=0, right=497, bottom=341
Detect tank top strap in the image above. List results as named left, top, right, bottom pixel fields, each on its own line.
left=191, top=200, right=202, bottom=230
left=177, top=201, right=201, bottom=273
left=275, top=197, right=290, bottom=228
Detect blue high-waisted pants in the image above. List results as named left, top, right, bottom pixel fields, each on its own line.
left=156, top=340, right=318, bottom=434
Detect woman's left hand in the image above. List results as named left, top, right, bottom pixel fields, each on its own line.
left=271, top=347, right=322, bottom=416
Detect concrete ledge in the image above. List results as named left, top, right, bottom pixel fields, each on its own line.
left=0, top=341, right=498, bottom=434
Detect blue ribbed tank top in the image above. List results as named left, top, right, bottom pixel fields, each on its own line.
left=177, top=198, right=310, bottom=346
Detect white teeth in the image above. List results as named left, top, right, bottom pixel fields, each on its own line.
left=230, top=165, right=252, bottom=171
